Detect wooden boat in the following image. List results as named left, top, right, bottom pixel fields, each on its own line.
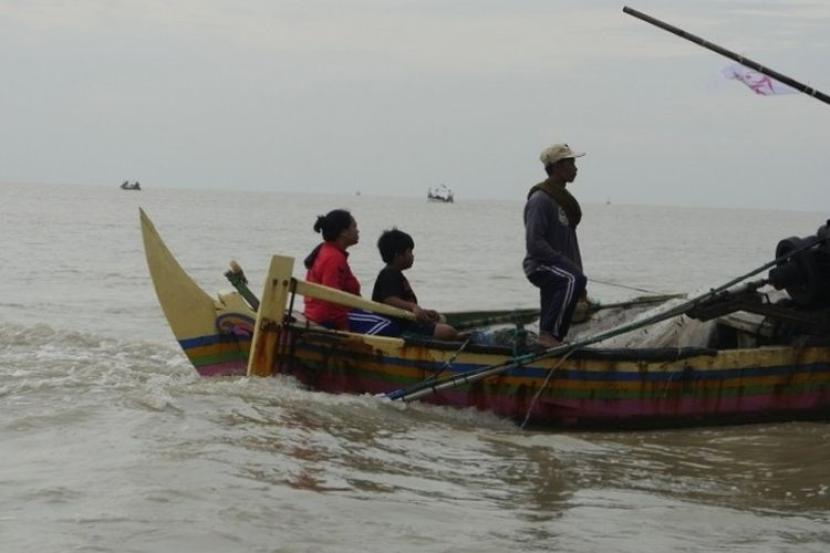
left=121, top=180, right=141, bottom=191
left=427, top=184, right=453, bottom=203
left=140, top=209, right=830, bottom=429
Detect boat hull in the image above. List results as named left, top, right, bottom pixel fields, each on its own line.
left=174, top=323, right=830, bottom=428
left=289, top=330, right=830, bottom=428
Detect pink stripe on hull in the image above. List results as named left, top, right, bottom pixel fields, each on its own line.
left=490, top=392, right=830, bottom=426
left=539, top=393, right=830, bottom=418
left=298, top=372, right=830, bottom=426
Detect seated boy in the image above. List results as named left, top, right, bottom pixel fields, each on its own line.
left=372, top=229, right=460, bottom=341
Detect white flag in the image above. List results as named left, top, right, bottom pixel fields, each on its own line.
left=722, top=63, right=797, bottom=96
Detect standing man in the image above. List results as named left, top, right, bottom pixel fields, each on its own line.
left=523, top=143, right=588, bottom=348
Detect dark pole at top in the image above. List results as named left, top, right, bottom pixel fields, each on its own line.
left=623, top=6, right=830, bottom=107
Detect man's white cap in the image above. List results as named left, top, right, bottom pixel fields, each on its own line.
left=539, top=143, right=586, bottom=167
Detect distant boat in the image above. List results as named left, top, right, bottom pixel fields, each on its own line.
left=121, top=180, right=141, bottom=191
left=427, top=184, right=453, bottom=203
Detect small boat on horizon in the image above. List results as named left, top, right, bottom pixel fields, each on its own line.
left=427, top=184, right=453, bottom=203
left=121, top=180, right=141, bottom=191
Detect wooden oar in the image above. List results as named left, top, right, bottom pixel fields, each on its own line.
left=225, top=261, right=415, bottom=321
left=623, top=6, right=830, bottom=106
left=228, top=259, right=680, bottom=331
left=384, top=235, right=825, bottom=402
left=294, top=280, right=415, bottom=321
left=247, top=255, right=416, bottom=377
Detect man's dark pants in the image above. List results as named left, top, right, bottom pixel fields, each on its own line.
left=527, top=263, right=587, bottom=341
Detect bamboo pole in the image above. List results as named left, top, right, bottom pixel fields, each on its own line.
left=623, top=6, right=830, bottom=106
left=294, top=280, right=416, bottom=321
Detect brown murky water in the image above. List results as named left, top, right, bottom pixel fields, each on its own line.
left=1, top=183, right=828, bottom=551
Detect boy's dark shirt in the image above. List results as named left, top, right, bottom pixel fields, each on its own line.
left=372, top=267, right=418, bottom=304
left=372, top=266, right=436, bottom=337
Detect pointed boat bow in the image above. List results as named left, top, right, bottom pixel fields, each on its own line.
left=140, top=208, right=251, bottom=376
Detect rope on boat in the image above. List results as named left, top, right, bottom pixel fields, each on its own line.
left=588, top=277, right=673, bottom=296
left=519, top=350, right=575, bottom=429
left=384, top=234, right=826, bottom=403
left=431, top=336, right=472, bottom=381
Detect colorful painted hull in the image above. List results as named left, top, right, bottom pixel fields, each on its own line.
left=175, top=324, right=830, bottom=428
left=141, top=209, right=830, bottom=429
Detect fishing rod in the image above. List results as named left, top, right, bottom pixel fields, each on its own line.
left=385, top=234, right=825, bottom=403
left=589, top=277, right=672, bottom=295
left=590, top=293, right=686, bottom=311
left=623, top=6, right=830, bottom=107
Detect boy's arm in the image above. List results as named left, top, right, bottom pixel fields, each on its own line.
left=381, top=295, right=435, bottom=322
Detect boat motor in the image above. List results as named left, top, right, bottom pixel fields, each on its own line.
left=768, top=221, right=830, bottom=307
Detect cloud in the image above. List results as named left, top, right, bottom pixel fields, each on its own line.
left=1, top=0, right=827, bottom=210
left=0, top=1, right=696, bottom=72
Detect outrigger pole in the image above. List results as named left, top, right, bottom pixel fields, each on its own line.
left=623, top=6, right=830, bottom=107
left=385, top=235, right=826, bottom=403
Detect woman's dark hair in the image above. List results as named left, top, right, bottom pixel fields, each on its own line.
left=313, top=209, right=353, bottom=242
left=377, top=228, right=414, bottom=263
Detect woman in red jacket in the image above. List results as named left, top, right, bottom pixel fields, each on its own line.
left=303, top=209, right=392, bottom=335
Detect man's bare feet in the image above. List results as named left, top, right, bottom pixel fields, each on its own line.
left=537, top=332, right=564, bottom=348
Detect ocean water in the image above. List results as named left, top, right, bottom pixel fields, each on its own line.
left=1, top=181, right=828, bottom=552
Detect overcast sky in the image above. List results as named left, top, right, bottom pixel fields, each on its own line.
left=2, top=0, right=828, bottom=210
